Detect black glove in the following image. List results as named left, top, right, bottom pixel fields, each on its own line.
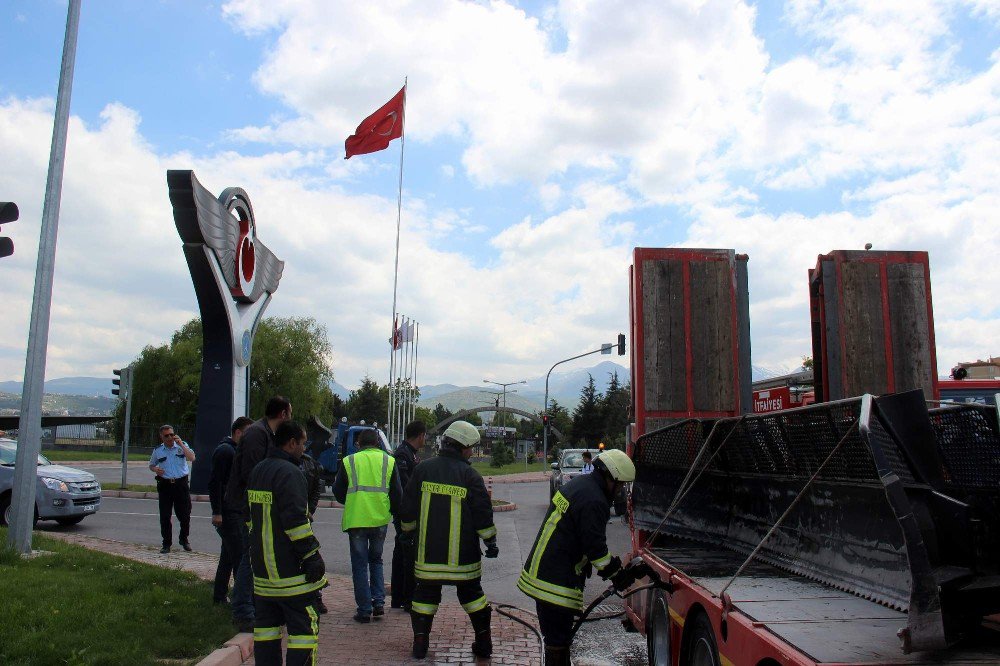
left=483, top=537, right=499, bottom=559
left=399, top=531, right=416, bottom=549
left=302, top=553, right=326, bottom=583
left=598, top=555, right=623, bottom=581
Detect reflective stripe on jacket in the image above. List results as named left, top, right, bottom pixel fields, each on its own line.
left=518, top=471, right=613, bottom=611
left=248, top=448, right=327, bottom=598
left=400, top=447, right=496, bottom=583
left=341, top=448, right=396, bottom=530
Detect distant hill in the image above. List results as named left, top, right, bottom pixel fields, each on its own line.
left=0, top=376, right=113, bottom=397
left=0, top=391, right=114, bottom=416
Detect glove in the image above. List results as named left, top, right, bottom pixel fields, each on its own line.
left=483, top=537, right=499, bottom=559
left=598, top=555, right=623, bottom=581
left=399, top=531, right=416, bottom=549
left=302, top=553, right=326, bottom=583
left=609, top=567, right=633, bottom=592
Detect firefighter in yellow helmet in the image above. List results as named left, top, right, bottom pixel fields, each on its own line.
left=518, top=448, right=636, bottom=665
left=399, top=421, right=497, bottom=660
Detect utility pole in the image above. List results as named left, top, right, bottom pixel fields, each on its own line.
left=113, top=366, right=135, bottom=489
left=9, top=0, right=81, bottom=555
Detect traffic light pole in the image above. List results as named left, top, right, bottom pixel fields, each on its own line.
left=120, top=366, right=134, bottom=489
left=542, top=334, right=626, bottom=472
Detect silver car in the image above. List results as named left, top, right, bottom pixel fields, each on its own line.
left=0, top=438, right=101, bottom=527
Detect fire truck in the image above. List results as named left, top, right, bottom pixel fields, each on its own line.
left=623, top=248, right=1000, bottom=666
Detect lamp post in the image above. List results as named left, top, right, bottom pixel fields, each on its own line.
left=483, top=379, right=526, bottom=439
left=542, top=335, right=627, bottom=472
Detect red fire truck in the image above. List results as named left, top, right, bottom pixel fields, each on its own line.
left=624, top=248, right=1000, bottom=666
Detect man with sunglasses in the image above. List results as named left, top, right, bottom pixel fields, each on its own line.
left=149, top=424, right=196, bottom=554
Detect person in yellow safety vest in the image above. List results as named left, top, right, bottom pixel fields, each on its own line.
left=332, top=428, right=403, bottom=623
left=399, top=421, right=498, bottom=660
left=518, top=448, right=636, bottom=665
left=247, top=420, right=327, bottom=666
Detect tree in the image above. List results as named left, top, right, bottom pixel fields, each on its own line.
left=432, top=403, right=453, bottom=423
left=491, top=440, right=515, bottom=467
left=802, top=356, right=814, bottom=370
left=571, top=374, right=604, bottom=447
left=345, top=375, right=389, bottom=425
left=413, top=406, right=437, bottom=429
left=546, top=400, right=571, bottom=441
left=600, top=371, right=631, bottom=444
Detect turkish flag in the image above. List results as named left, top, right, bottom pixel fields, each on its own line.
left=345, top=86, right=406, bottom=159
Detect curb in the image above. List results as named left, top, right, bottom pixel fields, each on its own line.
left=492, top=501, right=518, bottom=512
left=196, top=632, right=253, bottom=666
left=101, top=489, right=344, bottom=508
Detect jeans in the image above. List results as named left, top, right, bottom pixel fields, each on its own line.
left=227, top=511, right=255, bottom=621
left=348, top=525, right=388, bottom=615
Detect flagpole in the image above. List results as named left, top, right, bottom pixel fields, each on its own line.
left=412, top=322, right=419, bottom=425
left=406, top=321, right=415, bottom=425
left=384, top=78, right=408, bottom=444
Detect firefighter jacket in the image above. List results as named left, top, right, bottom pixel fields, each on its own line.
left=247, top=447, right=327, bottom=598
left=518, top=470, right=615, bottom=611
left=332, top=447, right=402, bottom=531
left=400, top=446, right=496, bottom=584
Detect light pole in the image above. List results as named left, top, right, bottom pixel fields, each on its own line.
left=542, top=334, right=626, bottom=471
left=483, top=379, right=526, bottom=440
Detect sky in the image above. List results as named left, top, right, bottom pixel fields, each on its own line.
left=1, top=0, right=998, bottom=391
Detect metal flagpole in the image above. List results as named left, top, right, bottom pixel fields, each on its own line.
left=386, top=78, right=407, bottom=441
left=411, top=322, right=420, bottom=424
left=388, top=316, right=397, bottom=436
left=400, top=316, right=410, bottom=437
left=9, top=0, right=82, bottom=555
left=406, top=320, right=415, bottom=425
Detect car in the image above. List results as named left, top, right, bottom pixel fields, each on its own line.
left=550, top=447, right=629, bottom=515
left=0, top=438, right=102, bottom=527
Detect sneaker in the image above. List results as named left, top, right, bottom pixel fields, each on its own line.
left=159, top=546, right=170, bottom=554
left=353, top=612, right=371, bottom=624
left=234, top=617, right=254, bottom=633
left=180, top=542, right=193, bottom=552
left=372, top=605, right=384, bottom=618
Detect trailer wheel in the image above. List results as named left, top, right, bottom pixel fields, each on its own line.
left=683, top=612, right=720, bottom=666
left=646, top=594, right=671, bottom=666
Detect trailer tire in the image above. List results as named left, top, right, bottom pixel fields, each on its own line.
left=646, top=593, right=672, bottom=666
left=682, top=611, right=720, bottom=666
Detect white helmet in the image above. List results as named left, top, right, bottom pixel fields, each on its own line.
left=595, top=449, right=636, bottom=482
left=442, top=421, right=480, bottom=448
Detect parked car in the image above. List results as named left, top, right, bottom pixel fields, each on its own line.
left=550, top=447, right=628, bottom=515
left=0, top=438, right=101, bottom=527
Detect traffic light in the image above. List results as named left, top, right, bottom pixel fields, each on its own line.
left=112, top=369, right=123, bottom=396
left=542, top=414, right=550, bottom=428
left=0, top=202, right=18, bottom=259
left=617, top=333, right=626, bottom=356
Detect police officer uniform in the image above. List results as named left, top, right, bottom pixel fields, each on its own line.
left=400, top=421, right=497, bottom=659
left=149, top=436, right=193, bottom=552
left=248, top=445, right=327, bottom=666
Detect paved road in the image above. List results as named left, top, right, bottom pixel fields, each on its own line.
left=38, top=479, right=633, bottom=608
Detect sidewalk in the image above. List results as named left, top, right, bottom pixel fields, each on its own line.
left=43, top=531, right=543, bottom=665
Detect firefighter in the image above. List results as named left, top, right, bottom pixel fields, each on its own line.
left=247, top=420, right=327, bottom=666
left=399, top=421, right=498, bottom=660
left=517, top=448, right=636, bottom=665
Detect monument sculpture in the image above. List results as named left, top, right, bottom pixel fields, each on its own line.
left=167, top=170, right=284, bottom=491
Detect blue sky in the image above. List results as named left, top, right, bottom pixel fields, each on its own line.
left=1, top=0, right=998, bottom=390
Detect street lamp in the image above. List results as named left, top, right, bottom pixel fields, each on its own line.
left=483, top=379, right=526, bottom=438
left=542, top=335, right=627, bottom=470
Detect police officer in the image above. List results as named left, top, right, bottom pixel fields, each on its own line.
left=400, top=421, right=498, bottom=660
left=391, top=420, right=426, bottom=609
left=247, top=420, right=327, bottom=666
left=148, top=425, right=196, bottom=554
left=517, top=448, right=636, bottom=665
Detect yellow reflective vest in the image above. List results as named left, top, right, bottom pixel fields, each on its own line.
left=340, top=447, right=397, bottom=530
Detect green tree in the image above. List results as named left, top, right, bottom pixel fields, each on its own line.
left=432, top=403, right=453, bottom=423
left=546, top=400, right=571, bottom=441
left=249, top=316, right=335, bottom=420
left=802, top=356, right=814, bottom=370
left=491, top=441, right=515, bottom=467
left=571, top=374, right=604, bottom=447
left=413, top=406, right=437, bottom=429
left=345, top=375, right=389, bottom=425
left=600, top=371, right=631, bottom=443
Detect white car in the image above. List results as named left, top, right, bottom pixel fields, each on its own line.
left=0, top=438, right=101, bottom=527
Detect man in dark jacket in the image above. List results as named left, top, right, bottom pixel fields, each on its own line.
left=518, top=449, right=636, bottom=665
left=400, top=421, right=497, bottom=660
left=248, top=420, right=327, bottom=666
left=224, top=396, right=292, bottom=631
left=209, top=416, right=254, bottom=605
left=391, top=419, right=426, bottom=609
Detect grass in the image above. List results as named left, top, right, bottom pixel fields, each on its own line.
left=42, top=450, right=148, bottom=462
left=471, top=460, right=548, bottom=476
left=0, top=527, right=234, bottom=666
left=117, top=484, right=159, bottom=493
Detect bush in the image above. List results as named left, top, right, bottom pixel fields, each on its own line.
left=491, top=441, right=515, bottom=467
left=527, top=451, right=536, bottom=464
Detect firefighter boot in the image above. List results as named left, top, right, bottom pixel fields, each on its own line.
left=544, top=644, right=571, bottom=666
left=410, top=612, right=434, bottom=659
left=469, top=607, right=493, bottom=658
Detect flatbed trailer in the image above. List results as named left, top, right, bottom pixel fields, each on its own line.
left=624, top=396, right=1000, bottom=666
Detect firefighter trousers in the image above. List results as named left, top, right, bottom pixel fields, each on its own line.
left=253, top=594, right=320, bottom=666
left=410, top=578, right=489, bottom=616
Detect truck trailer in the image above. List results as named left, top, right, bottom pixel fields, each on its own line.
left=623, top=248, right=1000, bottom=665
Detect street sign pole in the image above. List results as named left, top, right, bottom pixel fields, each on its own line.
left=9, top=0, right=81, bottom=555
left=120, top=366, right=134, bottom=490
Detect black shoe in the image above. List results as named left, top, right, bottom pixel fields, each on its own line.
left=373, top=605, right=384, bottom=618
left=410, top=612, right=433, bottom=659
left=234, top=617, right=254, bottom=633
left=180, top=542, right=192, bottom=552
left=470, top=607, right=493, bottom=658
left=159, top=546, right=170, bottom=554
left=353, top=612, right=371, bottom=623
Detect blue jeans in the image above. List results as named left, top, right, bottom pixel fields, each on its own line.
left=226, top=511, right=254, bottom=622
left=348, top=525, right=388, bottom=615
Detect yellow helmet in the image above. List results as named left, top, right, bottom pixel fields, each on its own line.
left=442, top=421, right=480, bottom=448
left=595, top=449, right=635, bottom=482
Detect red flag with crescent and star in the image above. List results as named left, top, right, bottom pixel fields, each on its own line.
left=345, top=85, right=406, bottom=159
